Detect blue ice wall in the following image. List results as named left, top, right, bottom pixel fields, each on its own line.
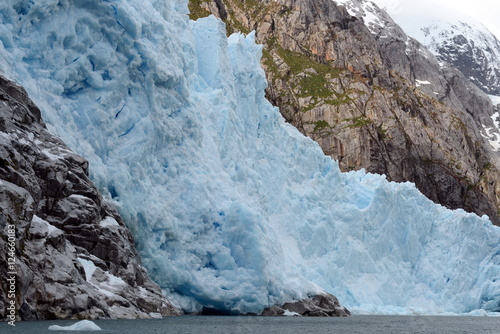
left=0, top=0, right=499, bottom=314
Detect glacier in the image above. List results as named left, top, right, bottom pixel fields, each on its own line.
left=0, top=0, right=499, bottom=315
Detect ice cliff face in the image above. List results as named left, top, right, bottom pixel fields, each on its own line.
left=0, top=0, right=500, bottom=315
left=192, top=0, right=500, bottom=224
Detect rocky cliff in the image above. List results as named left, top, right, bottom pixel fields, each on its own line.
left=190, top=0, right=500, bottom=224
left=0, top=75, right=181, bottom=320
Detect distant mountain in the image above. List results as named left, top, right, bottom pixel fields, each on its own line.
left=371, top=0, right=500, bottom=97
left=412, top=20, right=500, bottom=97
left=332, top=0, right=500, bottom=215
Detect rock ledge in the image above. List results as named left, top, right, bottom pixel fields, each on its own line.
left=261, top=293, right=351, bottom=317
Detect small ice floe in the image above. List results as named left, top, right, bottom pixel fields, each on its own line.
left=48, top=319, right=101, bottom=331
left=283, top=309, right=301, bottom=316
left=149, top=312, right=163, bottom=319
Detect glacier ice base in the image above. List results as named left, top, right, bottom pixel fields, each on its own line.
left=0, top=0, right=499, bottom=315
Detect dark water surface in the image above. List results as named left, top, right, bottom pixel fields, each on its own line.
left=2, top=315, right=500, bottom=333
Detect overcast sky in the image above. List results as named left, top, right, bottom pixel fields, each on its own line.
left=371, top=0, right=500, bottom=39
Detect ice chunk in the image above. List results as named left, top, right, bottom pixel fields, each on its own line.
left=149, top=312, right=162, bottom=319
left=283, top=309, right=301, bottom=316
left=48, top=320, right=101, bottom=331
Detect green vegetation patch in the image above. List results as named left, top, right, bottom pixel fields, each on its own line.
left=326, top=91, right=353, bottom=105
left=299, top=73, right=333, bottom=98
left=188, top=0, right=211, bottom=20
left=261, top=48, right=279, bottom=74
left=272, top=47, right=347, bottom=102
left=309, top=119, right=335, bottom=138
left=343, top=115, right=372, bottom=128
left=277, top=47, right=342, bottom=78
left=313, top=120, right=330, bottom=132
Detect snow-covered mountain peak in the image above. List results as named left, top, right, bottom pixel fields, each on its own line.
left=334, top=0, right=397, bottom=36
left=333, top=0, right=436, bottom=66
left=337, top=0, right=500, bottom=149
left=417, top=19, right=500, bottom=95
left=368, top=0, right=500, bottom=96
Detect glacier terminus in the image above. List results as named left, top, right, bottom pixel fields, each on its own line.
left=0, top=0, right=499, bottom=315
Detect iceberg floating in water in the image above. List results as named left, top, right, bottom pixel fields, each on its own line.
left=48, top=320, right=101, bottom=331
left=0, top=0, right=499, bottom=315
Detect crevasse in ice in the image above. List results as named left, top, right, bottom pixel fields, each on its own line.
left=0, top=0, right=499, bottom=314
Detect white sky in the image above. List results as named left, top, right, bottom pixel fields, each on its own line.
left=371, top=0, right=500, bottom=39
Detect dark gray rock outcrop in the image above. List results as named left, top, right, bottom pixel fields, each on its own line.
left=0, top=75, right=181, bottom=320
left=261, top=293, right=350, bottom=317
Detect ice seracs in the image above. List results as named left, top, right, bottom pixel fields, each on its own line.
left=0, top=0, right=499, bottom=315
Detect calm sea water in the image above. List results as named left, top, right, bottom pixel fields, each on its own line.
left=2, top=315, right=500, bottom=334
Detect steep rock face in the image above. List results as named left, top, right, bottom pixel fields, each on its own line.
left=190, top=0, right=500, bottom=224
left=0, top=76, right=181, bottom=320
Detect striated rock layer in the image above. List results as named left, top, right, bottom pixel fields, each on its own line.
left=190, top=0, right=500, bottom=224
left=0, top=75, right=181, bottom=320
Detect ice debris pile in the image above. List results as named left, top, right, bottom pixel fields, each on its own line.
left=0, top=0, right=499, bottom=314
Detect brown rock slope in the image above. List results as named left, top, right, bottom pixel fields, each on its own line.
left=189, top=0, right=500, bottom=225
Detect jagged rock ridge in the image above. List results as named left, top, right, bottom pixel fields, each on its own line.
left=0, top=75, right=181, bottom=320
left=190, top=0, right=500, bottom=224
